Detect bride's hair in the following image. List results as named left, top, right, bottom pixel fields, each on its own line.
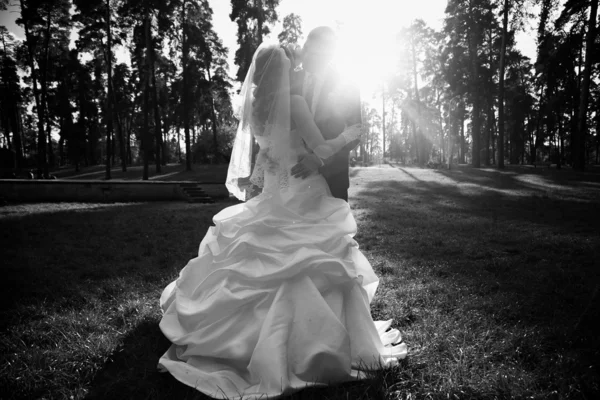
left=251, top=46, right=289, bottom=135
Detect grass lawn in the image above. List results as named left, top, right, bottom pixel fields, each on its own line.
left=1, top=164, right=599, bottom=399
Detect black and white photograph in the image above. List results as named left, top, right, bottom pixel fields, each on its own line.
left=1, top=0, right=599, bottom=398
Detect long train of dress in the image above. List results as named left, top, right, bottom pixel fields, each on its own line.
left=158, top=171, right=407, bottom=399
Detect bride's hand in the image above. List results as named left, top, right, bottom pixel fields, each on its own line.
left=237, top=177, right=252, bottom=188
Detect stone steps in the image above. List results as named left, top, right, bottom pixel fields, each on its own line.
left=180, top=184, right=215, bottom=204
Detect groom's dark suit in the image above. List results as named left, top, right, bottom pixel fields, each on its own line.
left=291, top=67, right=362, bottom=202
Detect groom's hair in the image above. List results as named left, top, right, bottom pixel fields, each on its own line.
left=307, top=26, right=337, bottom=50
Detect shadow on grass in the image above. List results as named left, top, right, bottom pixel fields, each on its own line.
left=84, top=317, right=411, bottom=400
left=352, top=165, right=600, bottom=397
left=387, top=163, right=599, bottom=232
left=0, top=200, right=240, bottom=399
left=83, top=318, right=209, bottom=400
left=0, top=201, right=230, bottom=323
left=351, top=168, right=600, bottom=398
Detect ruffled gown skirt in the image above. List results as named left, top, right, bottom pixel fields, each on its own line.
left=158, top=172, right=407, bottom=399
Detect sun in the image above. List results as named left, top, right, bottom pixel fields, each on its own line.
left=326, top=2, right=403, bottom=100
left=332, top=26, right=398, bottom=99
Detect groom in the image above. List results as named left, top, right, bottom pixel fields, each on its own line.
left=289, top=27, right=361, bottom=202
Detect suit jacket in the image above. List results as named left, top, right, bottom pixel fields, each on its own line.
left=291, top=67, right=361, bottom=190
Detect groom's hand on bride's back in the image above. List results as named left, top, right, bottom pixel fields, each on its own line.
left=291, top=153, right=323, bottom=179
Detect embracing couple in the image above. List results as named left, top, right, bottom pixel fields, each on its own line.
left=158, top=27, right=407, bottom=399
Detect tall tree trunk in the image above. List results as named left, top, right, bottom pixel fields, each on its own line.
left=484, top=102, right=491, bottom=166
left=411, top=41, right=422, bottom=165
left=360, top=104, right=366, bottom=163
left=46, top=105, right=53, bottom=169
left=106, top=67, right=126, bottom=173
left=162, top=127, right=169, bottom=165
left=12, top=107, right=24, bottom=168
left=177, top=127, right=182, bottom=162
left=460, top=106, right=465, bottom=164
left=438, top=108, right=444, bottom=163
left=126, top=115, right=132, bottom=165
left=448, top=115, right=456, bottom=169
left=534, top=86, right=545, bottom=163
left=58, top=133, right=64, bottom=166
left=596, top=127, right=600, bottom=165
left=490, top=103, right=497, bottom=165
left=485, top=3, right=494, bottom=167
left=497, top=0, right=509, bottom=169
left=382, top=83, right=386, bottom=159
left=467, top=24, right=481, bottom=168
left=181, top=0, right=192, bottom=171
left=390, top=99, right=397, bottom=161
left=506, top=117, right=511, bottom=162
left=162, top=104, right=169, bottom=165
left=149, top=33, right=162, bottom=173
left=40, top=5, right=53, bottom=176
left=0, top=32, right=22, bottom=167
left=142, top=15, right=151, bottom=180
left=575, top=0, right=598, bottom=171
left=111, top=122, right=116, bottom=166
left=20, top=0, right=48, bottom=178
left=596, top=100, right=600, bottom=164
left=207, top=68, right=220, bottom=160
left=105, top=0, right=113, bottom=179
left=117, top=111, right=126, bottom=172
left=412, top=120, right=419, bottom=163
left=557, top=110, right=563, bottom=169
left=2, top=115, right=11, bottom=150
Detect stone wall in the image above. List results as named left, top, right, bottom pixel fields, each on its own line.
left=0, top=180, right=229, bottom=203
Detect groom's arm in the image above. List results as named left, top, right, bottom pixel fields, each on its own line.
left=346, top=83, right=362, bottom=126
left=291, top=80, right=361, bottom=179
left=341, top=83, right=362, bottom=152
left=318, top=84, right=362, bottom=170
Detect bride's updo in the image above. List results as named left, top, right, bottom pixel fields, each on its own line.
left=251, top=45, right=289, bottom=135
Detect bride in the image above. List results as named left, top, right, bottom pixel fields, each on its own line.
left=158, top=42, right=407, bottom=399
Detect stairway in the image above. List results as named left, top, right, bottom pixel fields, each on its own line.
left=180, top=183, right=215, bottom=204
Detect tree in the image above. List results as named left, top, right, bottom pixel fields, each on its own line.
left=396, top=20, right=438, bottom=165
left=119, top=0, right=179, bottom=176
left=230, top=0, right=280, bottom=82
left=0, top=25, right=24, bottom=168
left=278, top=13, right=303, bottom=47
left=17, top=0, right=49, bottom=178
left=203, top=31, right=232, bottom=159
left=444, top=0, right=492, bottom=167
left=574, top=0, right=598, bottom=170
left=112, top=62, right=135, bottom=170
left=106, top=0, right=114, bottom=179
left=440, top=30, right=469, bottom=164
left=143, top=13, right=152, bottom=179
left=497, top=0, right=510, bottom=168
left=74, top=0, right=122, bottom=179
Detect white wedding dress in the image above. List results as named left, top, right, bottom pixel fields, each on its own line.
left=158, top=131, right=408, bottom=399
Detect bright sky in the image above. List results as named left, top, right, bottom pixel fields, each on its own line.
left=1, top=0, right=537, bottom=100
left=214, top=0, right=537, bottom=99
left=214, top=0, right=452, bottom=97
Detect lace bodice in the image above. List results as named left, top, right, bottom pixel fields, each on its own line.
left=250, top=131, right=308, bottom=193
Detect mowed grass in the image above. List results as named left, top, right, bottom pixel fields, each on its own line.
left=1, top=164, right=599, bottom=399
